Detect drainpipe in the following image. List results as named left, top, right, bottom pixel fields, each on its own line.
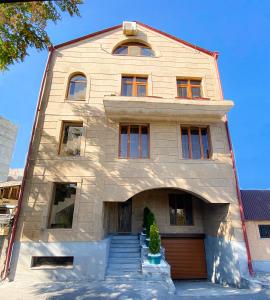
left=213, top=52, right=253, bottom=275
left=2, top=48, right=54, bottom=280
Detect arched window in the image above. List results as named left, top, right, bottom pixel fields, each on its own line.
left=113, top=42, right=154, bottom=57
left=67, top=74, right=87, bottom=100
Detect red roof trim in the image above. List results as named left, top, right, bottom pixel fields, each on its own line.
left=53, top=22, right=217, bottom=57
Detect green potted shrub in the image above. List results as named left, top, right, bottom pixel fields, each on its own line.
left=145, top=211, right=155, bottom=247
left=142, top=207, right=150, bottom=235
left=148, top=223, right=162, bottom=264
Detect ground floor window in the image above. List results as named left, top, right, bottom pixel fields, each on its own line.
left=31, top=256, right=74, bottom=268
left=48, top=183, right=77, bottom=229
left=169, top=194, right=193, bottom=225
left=259, top=225, right=270, bottom=238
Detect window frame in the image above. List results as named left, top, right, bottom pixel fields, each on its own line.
left=58, top=121, right=83, bottom=156
left=47, top=182, right=77, bottom=229
left=176, top=78, right=202, bottom=99
left=113, top=42, right=154, bottom=57
left=258, top=224, right=270, bottom=238
left=180, top=126, right=212, bottom=159
left=66, top=73, right=87, bottom=101
left=121, top=75, right=148, bottom=97
left=118, top=123, right=150, bottom=159
left=168, top=194, right=194, bottom=226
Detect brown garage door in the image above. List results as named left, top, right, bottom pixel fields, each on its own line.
left=162, top=238, right=207, bottom=279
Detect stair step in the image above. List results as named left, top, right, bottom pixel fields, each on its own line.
left=110, top=252, right=140, bottom=258
left=111, top=240, right=139, bottom=244
left=110, top=248, right=140, bottom=253
left=106, top=270, right=142, bottom=276
left=108, top=263, right=141, bottom=270
left=111, top=244, right=139, bottom=248
left=112, top=235, right=138, bottom=240
left=109, top=258, right=141, bottom=264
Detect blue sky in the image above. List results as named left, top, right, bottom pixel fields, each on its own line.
left=0, top=0, right=269, bottom=189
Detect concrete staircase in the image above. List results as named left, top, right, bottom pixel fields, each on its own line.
left=106, top=235, right=142, bottom=278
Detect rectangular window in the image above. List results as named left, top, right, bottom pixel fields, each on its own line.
left=31, top=256, right=74, bottom=268
left=59, top=122, right=83, bottom=156
left=48, top=183, right=77, bottom=229
left=121, top=76, right=147, bottom=97
left=177, top=79, right=202, bottom=99
left=119, top=124, right=149, bottom=158
left=259, top=225, right=270, bottom=238
left=169, top=194, right=193, bottom=225
left=181, top=127, right=210, bottom=159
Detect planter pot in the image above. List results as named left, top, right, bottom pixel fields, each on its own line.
left=145, top=238, right=150, bottom=247
left=148, top=253, right=162, bottom=264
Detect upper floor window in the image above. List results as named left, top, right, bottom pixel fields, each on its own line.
left=169, top=194, right=193, bottom=225
left=259, top=225, right=270, bottom=238
left=48, top=183, right=77, bottom=229
left=113, top=42, right=154, bottom=57
left=59, top=122, right=83, bottom=156
left=121, top=76, right=147, bottom=97
left=181, top=126, right=210, bottom=159
left=119, top=124, right=149, bottom=159
left=67, top=74, right=87, bottom=100
left=177, top=79, right=201, bottom=99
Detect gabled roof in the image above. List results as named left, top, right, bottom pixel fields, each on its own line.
left=241, top=190, right=270, bottom=220
left=53, top=21, right=217, bottom=57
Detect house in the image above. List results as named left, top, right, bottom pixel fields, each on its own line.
left=8, top=21, right=252, bottom=286
left=241, top=190, right=270, bottom=273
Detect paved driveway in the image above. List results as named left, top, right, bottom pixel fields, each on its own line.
left=0, top=280, right=270, bottom=299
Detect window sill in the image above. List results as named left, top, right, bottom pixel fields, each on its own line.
left=64, top=98, right=86, bottom=102
left=175, top=97, right=210, bottom=101
left=47, top=228, right=73, bottom=231
left=30, top=265, right=73, bottom=270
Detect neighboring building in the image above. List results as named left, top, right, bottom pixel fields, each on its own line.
left=241, top=190, right=270, bottom=273
left=8, top=169, right=24, bottom=182
left=10, top=22, right=250, bottom=286
left=0, top=116, right=17, bottom=182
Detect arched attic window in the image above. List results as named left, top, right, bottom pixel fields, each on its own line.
left=113, top=42, right=154, bottom=57
left=67, top=73, right=87, bottom=100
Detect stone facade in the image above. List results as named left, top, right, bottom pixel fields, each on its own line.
left=11, top=22, right=249, bottom=285
left=0, top=116, right=17, bottom=182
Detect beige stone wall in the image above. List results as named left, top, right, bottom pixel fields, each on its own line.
left=246, top=221, right=270, bottom=260
left=16, top=24, right=242, bottom=243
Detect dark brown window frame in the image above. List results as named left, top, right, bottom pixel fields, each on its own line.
left=66, top=73, right=87, bottom=101
left=121, top=75, right=148, bottom=97
left=176, top=78, right=202, bottom=99
left=181, top=126, right=211, bottom=159
left=58, top=121, right=83, bottom=156
left=118, top=124, right=150, bottom=159
left=113, top=42, right=154, bottom=57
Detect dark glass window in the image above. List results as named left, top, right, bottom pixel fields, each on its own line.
left=259, top=225, right=270, bottom=238
left=177, top=79, right=202, bottom=99
left=119, top=124, right=149, bottom=158
left=67, top=74, right=87, bottom=100
left=31, top=256, right=74, bottom=268
left=169, top=194, right=193, bottom=225
left=181, top=127, right=210, bottom=159
left=121, top=76, right=147, bottom=97
left=59, top=122, right=83, bottom=156
left=113, top=42, right=154, bottom=57
left=48, top=183, right=77, bottom=229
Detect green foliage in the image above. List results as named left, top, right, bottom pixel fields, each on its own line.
left=143, top=207, right=150, bottom=228
left=0, top=0, right=82, bottom=70
left=146, top=211, right=155, bottom=237
left=149, top=223, right=160, bottom=254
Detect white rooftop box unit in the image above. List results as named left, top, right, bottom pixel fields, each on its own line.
left=123, top=21, right=137, bottom=36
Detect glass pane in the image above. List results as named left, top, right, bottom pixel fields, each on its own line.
left=121, top=82, right=133, bottom=96
left=181, top=128, right=189, bottom=159
left=191, top=87, right=201, bottom=98
left=137, top=85, right=146, bottom=97
left=259, top=225, right=270, bottom=238
left=120, top=126, right=128, bottom=158
left=129, top=46, right=140, bottom=56
left=191, top=128, right=201, bottom=159
left=72, top=75, right=86, bottom=82
left=61, top=124, right=82, bottom=156
left=201, top=128, right=209, bottom=158
left=141, top=47, right=154, bottom=57
left=184, top=196, right=193, bottom=225
left=136, top=77, right=147, bottom=83
left=178, top=87, right=187, bottom=98
left=130, top=126, right=139, bottom=158
left=169, top=198, right=176, bottom=225
left=190, top=80, right=201, bottom=85
left=114, top=46, right=128, bottom=55
left=141, top=126, right=149, bottom=158
left=49, top=183, right=76, bottom=228
left=68, top=76, right=86, bottom=100
left=177, top=79, right=188, bottom=85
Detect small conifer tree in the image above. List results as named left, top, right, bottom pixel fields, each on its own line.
left=149, top=223, right=161, bottom=254
left=146, top=211, right=155, bottom=237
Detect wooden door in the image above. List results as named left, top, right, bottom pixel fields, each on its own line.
left=162, top=238, right=207, bottom=279
left=118, top=198, right=132, bottom=233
